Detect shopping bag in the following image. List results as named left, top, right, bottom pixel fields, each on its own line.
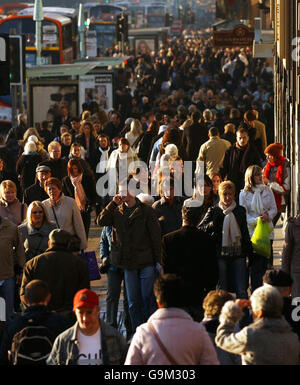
left=81, top=251, right=101, bottom=281
left=251, top=217, right=273, bottom=258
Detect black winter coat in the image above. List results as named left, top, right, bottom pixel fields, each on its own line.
left=182, top=122, right=208, bottom=161
left=16, top=153, right=43, bottom=192
left=161, top=225, right=218, bottom=306
left=23, top=181, right=50, bottom=206
left=219, top=144, right=262, bottom=197
left=199, top=204, right=252, bottom=259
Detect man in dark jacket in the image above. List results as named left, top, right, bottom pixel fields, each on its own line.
left=20, top=229, right=90, bottom=316
left=98, top=178, right=161, bottom=336
left=39, top=141, right=68, bottom=181
left=219, top=126, right=262, bottom=199
left=161, top=206, right=218, bottom=321
left=23, top=165, right=51, bottom=206
left=182, top=111, right=208, bottom=162
left=0, top=279, right=72, bottom=365
left=263, top=269, right=300, bottom=340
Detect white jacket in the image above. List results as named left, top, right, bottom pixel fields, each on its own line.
left=239, top=187, right=277, bottom=239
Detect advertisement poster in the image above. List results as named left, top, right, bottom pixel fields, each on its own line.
left=31, top=84, right=78, bottom=126
left=79, top=74, right=113, bottom=113
left=135, top=38, right=156, bottom=55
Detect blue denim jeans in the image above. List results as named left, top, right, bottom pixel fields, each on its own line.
left=124, top=266, right=157, bottom=335
left=0, top=277, right=15, bottom=321
left=218, top=258, right=248, bottom=299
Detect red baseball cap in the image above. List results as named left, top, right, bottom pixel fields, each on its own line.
left=73, top=289, right=99, bottom=311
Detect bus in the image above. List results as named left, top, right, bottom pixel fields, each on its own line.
left=0, top=2, right=32, bottom=16
left=0, top=13, right=74, bottom=67
left=83, top=3, right=124, bottom=55
left=145, top=3, right=168, bottom=28
left=18, top=7, right=79, bottom=59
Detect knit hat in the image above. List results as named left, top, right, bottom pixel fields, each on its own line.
left=264, top=142, right=284, bottom=157
left=24, top=141, right=37, bottom=154
left=165, top=144, right=178, bottom=158
left=73, top=289, right=99, bottom=311
left=27, top=135, right=39, bottom=144
left=263, top=269, right=293, bottom=287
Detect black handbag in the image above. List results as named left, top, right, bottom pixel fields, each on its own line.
left=99, top=257, right=111, bottom=274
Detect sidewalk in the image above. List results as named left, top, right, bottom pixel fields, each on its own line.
left=272, top=219, right=285, bottom=268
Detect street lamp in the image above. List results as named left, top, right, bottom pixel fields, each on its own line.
left=33, top=0, right=43, bottom=66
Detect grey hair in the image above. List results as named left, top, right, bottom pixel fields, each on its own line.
left=250, top=286, right=283, bottom=318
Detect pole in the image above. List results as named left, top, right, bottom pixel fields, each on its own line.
left=33, top=0, right=44, bottom=66
left=78, top=3, right=86, bottom=59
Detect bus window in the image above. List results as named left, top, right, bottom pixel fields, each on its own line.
left=89, top=23, right=116, bottom=54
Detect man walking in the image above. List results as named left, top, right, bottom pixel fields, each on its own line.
left=98, top=176, right=161, bottom=337
left=47, top=288, right=127, bottom=365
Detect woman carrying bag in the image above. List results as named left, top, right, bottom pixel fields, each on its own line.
left=239, top=165, right=277, bottom=292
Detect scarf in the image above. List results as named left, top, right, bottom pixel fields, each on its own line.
left=251, top=184, right=267, bottom=215
left=70, top=174, right=87, bottom=211
left=96, top=147, right=110, bottom=174
left=219, top=201, right=242, bottom=257
left=264, top=155, right=286, bottom=210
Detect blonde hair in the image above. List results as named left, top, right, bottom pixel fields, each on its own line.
left=130, top=119, right=143, bottom=137
left=244, top=165, right=263, bottom=192
left=181, top=119, right=192, bottom=130
left=203, top=109, right=213, bottom=122
left=0, top=180, right=17, bottom=197
left=218, top=180, right=235, bottom=195
left=26, top=201, right=51, bottom=225
left=48, top=141, right=61, bottom=152
left=224, top=123, right=235, bottom=133
left=80, top=120, right=96, bottom=136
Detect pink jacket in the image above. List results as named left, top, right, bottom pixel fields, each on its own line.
left=125, top=308, right=219, bottom=365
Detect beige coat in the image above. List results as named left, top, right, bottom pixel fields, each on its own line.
left=42, top=194, right=87, bottom=250
left=0, top=217, right=25, bottom=280
left=197, top=136, right=231, bottom=178
left=0, top=199, right=27, bottom=226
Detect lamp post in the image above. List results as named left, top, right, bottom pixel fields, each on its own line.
left=33, top=0, right=43, bottom=66
left=78, top=3, right=86, bottom=59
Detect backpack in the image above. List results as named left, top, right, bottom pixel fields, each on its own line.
left=10, top=319, right=55, bottom=365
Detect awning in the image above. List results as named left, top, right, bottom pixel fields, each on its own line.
left=27, top=57, right=129, bottom=78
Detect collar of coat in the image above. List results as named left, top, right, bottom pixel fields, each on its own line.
left=27, top=222, right=53, bottom=236
left=118, top=197, right=143, bottom=219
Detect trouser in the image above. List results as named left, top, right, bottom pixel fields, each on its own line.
left=106, top=268, right=132, bottom=338
left=124, top=266, right=157, bottom=335
left=250, top=252, right=268, bottom=293
left=218, top=257, right=248, bottom=299
left=0, top=277, right=15, bottom=321
left=81, top=210, right=91, bottom=239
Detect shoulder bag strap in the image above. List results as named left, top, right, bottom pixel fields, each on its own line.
left=51, top=206, right=60, bottom=229
left=148, top=320, right=178, bottom=365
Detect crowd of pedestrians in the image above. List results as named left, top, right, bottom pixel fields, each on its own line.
left=0, top=30, right=299, bottom=366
